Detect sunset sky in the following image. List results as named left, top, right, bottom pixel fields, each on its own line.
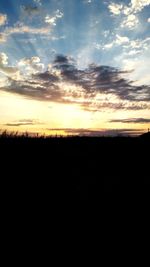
left=0, top=0, right=150, bottom=136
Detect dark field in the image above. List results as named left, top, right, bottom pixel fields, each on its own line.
left=0, top=132, right=150, bottom=202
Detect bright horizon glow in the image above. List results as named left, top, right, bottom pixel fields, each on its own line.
left=0, top=0, right=150, bottom=136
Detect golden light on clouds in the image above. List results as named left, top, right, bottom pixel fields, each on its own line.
left=0, top=0, right=150, bottom=136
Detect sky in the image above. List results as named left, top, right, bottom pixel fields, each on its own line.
left=0, top=0, right=150, bottom=136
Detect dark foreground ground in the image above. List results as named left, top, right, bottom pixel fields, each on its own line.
left=0, top=133, right=150, bottom=202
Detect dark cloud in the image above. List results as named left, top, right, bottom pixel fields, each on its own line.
left=1, top=54, right=150, bottom=110
left=110, top=118, right=150, bottom=124
left=53, top=55, right=76, bottom=73
left=47, top=128, right=143, bottom=136
left=47, top=55, right=150, bottom=103
left=4, top=78, right=63, bottom=102
left=81, top=102, right=149, bottom=111
left=33, top=71, right=59, bottom=82
left=5, top=123, right=33, bottom=127
left=62, top=64, right=150, bottom=102
left=54, top=55, right=69, bottom=64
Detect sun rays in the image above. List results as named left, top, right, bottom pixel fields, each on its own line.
left=0, top=0, right=150, bottom=135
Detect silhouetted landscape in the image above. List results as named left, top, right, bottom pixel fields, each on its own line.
left=1, top=0, right=150, bottom=207
left=1, top=131, right=150, bottom=201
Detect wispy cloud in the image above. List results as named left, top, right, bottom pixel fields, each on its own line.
left=45, top=9, right=63, bottom=26
left=0, top=8, right=63, bottom=43
left=5, top=22, right=52, bottom=35
left=110, top=118, right=150, bottom=124
left=47, top=128, right=143, bottom=136
left=108, top=0, right=150, bottom=29
left=0, top=23, right=54, bottom=43
left=95, top=34, right=130, bottom=50
left=95, top=36, right=150, bottom=66
left=4, top=119, right=43, bottom=127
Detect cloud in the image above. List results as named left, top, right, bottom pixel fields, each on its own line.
left=1, top=8, right=63, bottom=43
left=0, top=52, right=19, bottom=76
left=108, top=0, right=150, bottom=29
left=4, top=77, right=63, bottom=102
left=103, top=43, right=114, bottom=50
left=46, top=128, right=143, bottom=136
left=0, top=23, right=54, bottom=43
left=45, top=10, right=63, bottom=26
left=109, top=0, right=150, bottom=16
left=1, top=54, right=150, bottom=111
left=148, top=18, right=150, bottom=23
left=4, top=119, right=42, bottom=127
left=101, top=34, right=130, bottom=50
left=108, top=3, right=123, bottom=15
left=5, top=22, right=51, bottom=35
left=121, top=14, right=139, bottom=29
left=110, top=118, right=150, bottom=124
left=115, top=35, right=129, bottom=45
left=82, top=102, right=149, bottom=112
left=96, top=36, right=150, bottom=62
left=130, top=0, right=150, bottom=13
left=0, top=53, right=8, bottom=65
left=18, top=56, right=44, bottom=74
left=0, top=14, right=7, bottom=26
left=0, top=21, right=54, bottom=43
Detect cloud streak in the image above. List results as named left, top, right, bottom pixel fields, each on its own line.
left=110, top=118, right=150, bottom=124
left=5, top=23, right=52, bottom=36
left=4, top=119, right=42, bottom=127
left=0, top=8, right=63, bottom=43
left=47, top=128, right=143, bottom=136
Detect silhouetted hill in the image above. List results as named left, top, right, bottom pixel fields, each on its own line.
left=140, top=131, right=150, bottom=139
